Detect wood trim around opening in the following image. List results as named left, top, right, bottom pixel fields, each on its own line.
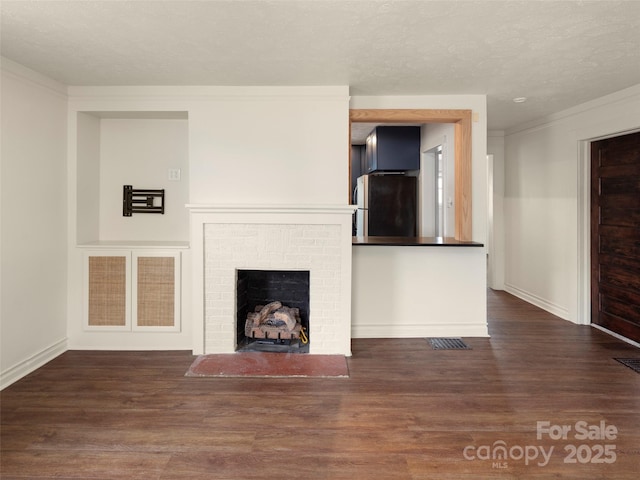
left=349, top=109, right=473, bottom=241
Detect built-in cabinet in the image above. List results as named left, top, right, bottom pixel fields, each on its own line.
left=83, top=249, right=182, bottom=332
left=365, top=126, right=420, bottom=173
left=72, top=110, right=191, bottom=347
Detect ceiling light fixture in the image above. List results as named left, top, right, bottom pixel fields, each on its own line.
left=513, top=97, right=527, bottom=103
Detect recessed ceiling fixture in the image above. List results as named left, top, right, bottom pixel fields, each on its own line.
left=513, top=97, right=528, bottom=103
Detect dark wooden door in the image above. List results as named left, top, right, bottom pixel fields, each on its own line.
left=591, top=131, right=640, bottom=342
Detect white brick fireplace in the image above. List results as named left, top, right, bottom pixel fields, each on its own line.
left=188, top=205, right=355, bottom=356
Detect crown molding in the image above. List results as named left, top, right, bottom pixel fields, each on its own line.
left=1, top=57, right=67, bottom=97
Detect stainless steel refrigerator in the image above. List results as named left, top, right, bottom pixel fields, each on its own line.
left=355, top=174, right=417, bottom=237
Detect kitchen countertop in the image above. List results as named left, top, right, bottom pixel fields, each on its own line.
left=352, top=236, right=484, bottom=247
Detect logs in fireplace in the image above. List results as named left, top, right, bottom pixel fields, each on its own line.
left=244, top=301, right=303, bottom=341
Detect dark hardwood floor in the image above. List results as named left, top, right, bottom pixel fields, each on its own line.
left=2, top=290, right=639, bottom=479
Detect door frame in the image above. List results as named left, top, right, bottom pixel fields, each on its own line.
left=577, top=128, right=640, bottom=335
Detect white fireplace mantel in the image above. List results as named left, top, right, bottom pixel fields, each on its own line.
left=186, top=204, right=356, bottom=215
left=187, top=204, right=356, bottom=356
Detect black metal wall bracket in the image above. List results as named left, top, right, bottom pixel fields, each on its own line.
left=123, top=185, right=165, bottom=216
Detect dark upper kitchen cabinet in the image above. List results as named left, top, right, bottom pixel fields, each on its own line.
left=365, top=126, right=420, bottom=173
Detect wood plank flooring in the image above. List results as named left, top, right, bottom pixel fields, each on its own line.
left=2, top=290, right=639, bottom=479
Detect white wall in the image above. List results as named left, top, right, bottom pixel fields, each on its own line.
left=504, top=84, right=640, bottom=323
left=98, top=118, right=189, bottom=242
left=487, top=131, right=505, bottom=290
left=352, top=245, right=488, bottom=338
left=188, top=87, right=349, bottom=205
left=76, top=113, right=101, bottom=244
left=1, top=59, right=68, bottom=388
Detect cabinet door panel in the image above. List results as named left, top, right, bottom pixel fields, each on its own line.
left=84, top=253, right=131, bottom=330
left=132, top=252, right=181, bottom=331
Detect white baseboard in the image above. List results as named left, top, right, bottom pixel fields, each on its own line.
left=352, top=323, right=489, bottom=339
left=0, top=338, right=68, bottom=390
left=504, top=283, right=570, bottom=320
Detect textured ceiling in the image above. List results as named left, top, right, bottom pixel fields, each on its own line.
left=1, top=0, right=639, bottom=129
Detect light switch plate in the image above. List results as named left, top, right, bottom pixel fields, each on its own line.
left=168, top=168, right=181, bottom=181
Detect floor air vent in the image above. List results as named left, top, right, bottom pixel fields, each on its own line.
left=428, top=338, right=470, bottom=350
left=614, top=358, right=640, bottom=374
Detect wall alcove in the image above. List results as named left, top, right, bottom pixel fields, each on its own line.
left=75, top=110, right=190, bottom=246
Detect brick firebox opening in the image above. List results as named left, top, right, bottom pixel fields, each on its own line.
left=236, top=269, right=310, bottom=353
